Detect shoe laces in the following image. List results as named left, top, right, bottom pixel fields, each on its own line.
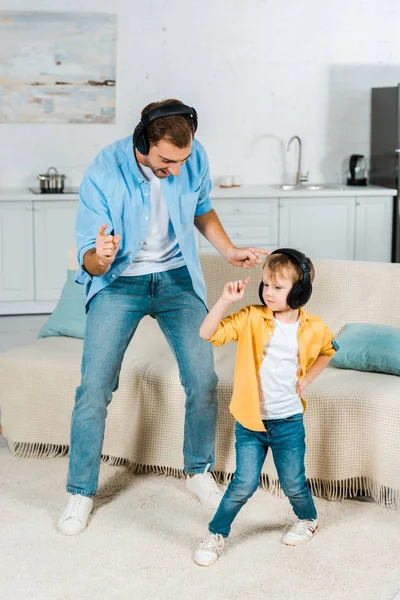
left=198, top=470, right=221, bottom=498
left=200, top=532, right=224, bottom=554
left=68, top=495, right=88, bottom=520
left=286, top=519, right=316, bottom=536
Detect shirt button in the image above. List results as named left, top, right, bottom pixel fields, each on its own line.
left=145, top=216, right=148, bottom=220
left=257, top=354, right=261, bottom=359
left=111, top=274, right=116, bottom=278
left=145, top=193, right=149, bottom=197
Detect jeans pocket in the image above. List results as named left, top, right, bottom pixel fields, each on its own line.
left=284, top=413, right=303, bottom=423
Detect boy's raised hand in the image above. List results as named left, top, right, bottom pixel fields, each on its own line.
left=221, top=277, right=250, bottom=302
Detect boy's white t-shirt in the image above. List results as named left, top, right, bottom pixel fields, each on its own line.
left=258, top=317, right=304, bottom=420
left=121, top=164, right=185, bottom=276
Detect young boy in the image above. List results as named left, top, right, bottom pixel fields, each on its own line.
left=193, top=248, right=338, bottom=566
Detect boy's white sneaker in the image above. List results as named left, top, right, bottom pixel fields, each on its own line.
left=58, top=494, right=93, bottom=536
left=194, top=532, right=224, bottom=566
left=186, top=464, right=223, bottom=509
left=282, top=518, right=318, bottom=546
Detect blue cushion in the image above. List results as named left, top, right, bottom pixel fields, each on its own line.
left=38, top=270, right=86, bottom=339
left=331, top=323, right=400, bottom=376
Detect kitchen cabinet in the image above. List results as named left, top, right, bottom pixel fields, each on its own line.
left=355, top=197, right=392, bottom=262
left=198, top=198, right=279, bottom=253
left=0, top=202, right=35, bottom=303
left=0, top=197, right=78, bottom=314
left=33, top=201, right=78, bottom=301
left=0, top=186, right=395, bottom=315
left=278, top=195, right=392, bottom=262
left=278, top=197, right=356, bottom=260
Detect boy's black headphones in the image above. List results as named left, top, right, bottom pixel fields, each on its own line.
left=258, top=248, right=313, bottom=310
left=132, top=103, right=198, bottom=155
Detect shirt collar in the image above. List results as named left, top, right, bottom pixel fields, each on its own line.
left=261, top=306, right=310, bottom=324
left=125, top=139, right=147, bottom=185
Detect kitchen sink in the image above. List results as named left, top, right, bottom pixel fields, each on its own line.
left=276, top=184, right=346, bottom=192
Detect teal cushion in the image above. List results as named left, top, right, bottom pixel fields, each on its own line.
left=38, top=270, right=86, bottom=339
left=331, top=323, right=400, bottom=375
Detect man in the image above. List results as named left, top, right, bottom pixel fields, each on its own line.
left=58, top=99, right=268, bottom=536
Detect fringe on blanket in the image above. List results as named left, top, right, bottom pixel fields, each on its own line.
left=8, top=440, right=399, bottom=509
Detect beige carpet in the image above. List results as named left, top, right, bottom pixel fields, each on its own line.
left=1, top=446, right=400, bottom=600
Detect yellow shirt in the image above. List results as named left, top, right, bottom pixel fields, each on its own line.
left=209, top=305, right=337, bottom=432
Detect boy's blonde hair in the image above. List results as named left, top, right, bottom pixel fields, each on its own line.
left=263, top=252, right=315, bottom=285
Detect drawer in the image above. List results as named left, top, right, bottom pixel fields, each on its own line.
left=212, top=199, right=278, bottom=220
left=199, top=239, right=277, bottom=253
left=225, top=223, right=277, bottom=243
left=200, top=225, right=277, bottom=249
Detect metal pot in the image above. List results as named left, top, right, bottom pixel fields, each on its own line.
left=37, top=167, right=67, bottom=193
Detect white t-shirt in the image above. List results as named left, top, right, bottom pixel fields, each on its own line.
left=258, top=318, right=303, bottom=420
left=121, top=164, right=185, bottom=276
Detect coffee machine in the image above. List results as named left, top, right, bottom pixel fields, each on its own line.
left=346, top=154, right=368, bottom=186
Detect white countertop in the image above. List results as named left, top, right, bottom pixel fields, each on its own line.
left=210, top=184, right=397, bottom=198
left=0, top=189, right=80, bottom=201
left=0, top=183, right=396, bottom=202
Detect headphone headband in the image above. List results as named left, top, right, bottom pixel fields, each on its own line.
left=141, top=103, right=198, bottom=128
left=270, top=248, right=311, bottom=275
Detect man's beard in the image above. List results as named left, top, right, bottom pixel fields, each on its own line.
left=144, top=156, right=169, bottom=179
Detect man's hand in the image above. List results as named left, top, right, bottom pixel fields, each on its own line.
left=221, top=277, right=250, bottom=303
left=96, top=223, right=121, bottom=267
left=227, top=246, right=271, bottom=269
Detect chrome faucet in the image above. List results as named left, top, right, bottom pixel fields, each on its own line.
left=287, top=135, right=308, bottom=185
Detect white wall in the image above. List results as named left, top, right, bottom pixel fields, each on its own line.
left=1, top=0, right=400, bottom=188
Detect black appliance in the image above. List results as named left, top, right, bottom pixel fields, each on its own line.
left=28, top=187, right=79, bottom=195
left=347, top=154, right=367, bottom=186
left=370, top=84, right=400, bottom=262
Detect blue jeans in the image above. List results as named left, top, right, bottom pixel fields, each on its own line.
left=67, top=266, right=218, bottom=497
left=209, top=415, right=317, bottom=537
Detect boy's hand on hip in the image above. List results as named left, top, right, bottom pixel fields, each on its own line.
left=227, top=246, right=270, bottom=269
left=296, top=377, right=310, bottom=397
left=96, top=223, right=121, bottom=267
left=221, top=277, right=250, bottom=302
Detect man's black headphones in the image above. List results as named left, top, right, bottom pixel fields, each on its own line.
left=132, top=103, right=198, bottom=155
left=258, top=248, right=312, bottom=310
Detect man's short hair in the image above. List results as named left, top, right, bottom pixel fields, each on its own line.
left=141, top=98, right=195, bottom=148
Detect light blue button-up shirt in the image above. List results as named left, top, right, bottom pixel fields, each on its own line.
left=75, top=136, right=213, bottom=307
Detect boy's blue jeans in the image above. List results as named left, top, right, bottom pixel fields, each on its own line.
left=66, top=266, right=218, bottom=497
left=209, top=415, right=317, bottom=537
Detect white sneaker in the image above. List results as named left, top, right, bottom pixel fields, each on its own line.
left=186, top=464, right=223, bottom=509
left=282, top=518, right=318, bottom=546
left=58, top=494, right=94, bottom=536
left=194, top=532, right=224, bottom=566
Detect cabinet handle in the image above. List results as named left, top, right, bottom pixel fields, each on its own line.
left=26, top=204, right=32, bottom=210
left=33, top=205, right=41, bottom=211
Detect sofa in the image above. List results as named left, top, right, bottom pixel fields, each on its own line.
left=1, top=253, right=400, bottom=507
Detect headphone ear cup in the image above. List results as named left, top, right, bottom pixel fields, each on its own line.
left=132, top=122, right=149, bottom=155
left=288, top=282, right=312, bottom=309
left=259, top=281, right=266, bottom=305
left=287, top=283, right=302, bottom=309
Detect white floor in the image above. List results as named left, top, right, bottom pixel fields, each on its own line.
left=2, top=315, right=400, bottom=600
left=0, top=314, right=49, bottom=352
